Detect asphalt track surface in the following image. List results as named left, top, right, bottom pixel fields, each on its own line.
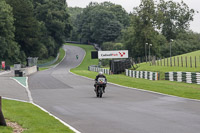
left=0, top=71, right=29, bottom=101
left=29, top=45, right=200, bottom=133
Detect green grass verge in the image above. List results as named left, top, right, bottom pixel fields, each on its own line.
left=66, top=43, right=200, bottom=100
left=0, top=99, right=74, bottom=133
left=136, top=50, right=200, bottom=79
left=38, top=48, right=65, bottom=71
left=38, top=56, right=55, bottom=64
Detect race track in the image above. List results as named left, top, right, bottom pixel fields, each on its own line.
left=29, top=45, right=200, bottom=133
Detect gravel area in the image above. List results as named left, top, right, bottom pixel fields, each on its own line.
left=6, top=120, right=25, bottom=133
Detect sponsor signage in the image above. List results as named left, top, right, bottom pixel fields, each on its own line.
left=1, top=61, right=5, bottom=69
left=98, top=50, right=128, bottom=59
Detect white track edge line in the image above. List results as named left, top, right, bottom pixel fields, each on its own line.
left=32, top=103, right=81, bottom=133
left=69, top=71, right=200, bottom=102
left=0, top=71, right=11, bottom=75
left=11, top=77, right=33, bottom=103
left=8, top=76, right=82, bottom=133
left=2, top=97, right=81, bottom=133
left=2, top=97, right=29, bottom=103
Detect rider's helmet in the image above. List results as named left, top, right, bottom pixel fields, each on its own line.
left=99, top=71, right=103, bottom=75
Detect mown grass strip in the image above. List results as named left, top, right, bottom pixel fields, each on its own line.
left=0, top=99, right=74, bottom=133
left=66, top=43, right=200, bottom=100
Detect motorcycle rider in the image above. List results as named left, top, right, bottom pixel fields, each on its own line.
left=94, top=71, right=107, bottom=93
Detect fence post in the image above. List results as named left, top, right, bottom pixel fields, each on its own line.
left=186, top=56, right=187, bottom=67
left=0, top=96, right=7, bottom=126
left=181, top=56, right=183, bottom=67
left=164, top=58, right=165, bottom=66
left=167, top=58, right=169, bottom=66
left=190, top=56, right=192, bottom=68
left=170, top=57, right=172, bottom=67
left=160, top=58, right=162, bottom=66
left=174, top=57, right=175, bottom=66
left=178, top=57, right=179, bottom=67
left=195, top=56, right=197, bottom=68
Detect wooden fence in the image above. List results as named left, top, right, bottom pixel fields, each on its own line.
left=134, top=56, right=200, bottom=68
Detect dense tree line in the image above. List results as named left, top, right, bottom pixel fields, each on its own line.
left=69, top=2, right=130, bottom=45
left=1, top=0, right=200, bottom=64
left=69, top=0, right=200, bottom=59
left=122, top=0, right=198, bottom=58
left=0, top=0, right=71, bottom=64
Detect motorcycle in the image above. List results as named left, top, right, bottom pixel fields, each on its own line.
left=95, top=77, right=107, bottom=98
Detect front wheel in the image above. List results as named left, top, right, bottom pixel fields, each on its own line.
left=98, top=87, right=103, bottom=98
left=96, top=93, right=99, bottom=97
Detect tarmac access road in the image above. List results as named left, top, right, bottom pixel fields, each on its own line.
left=29, top=45, right=200, bottom=133
left=0, top=71, right=29, bottom=101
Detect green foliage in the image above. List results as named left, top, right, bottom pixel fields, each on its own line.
left=122, top=0, right=195, bottom=59
left=160, top=31, right=200, bottom=57
left=75, top=1, right=129, bottom=44
left=68, top=7, right=83, bottom=41
left=157, top=0, right=195, bottom=41
left=0, top=0, right=20, bottom=64
left=101, top=42, right=125, bottom=51
left=6, top=0, right=47, bottom=60
left=1, top=0, right=72, bottom=64
left=34, top=0, right=72, bottom=55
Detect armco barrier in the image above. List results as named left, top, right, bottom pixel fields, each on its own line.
left=21, top=66, right=37, bottom=76
left=37, top=54, right=59, bottom=67
left=125, top=69, right=160, bottom=80
left=165, top=72, right=200, bottom=84
left=88, top=66, right=111, bottom=75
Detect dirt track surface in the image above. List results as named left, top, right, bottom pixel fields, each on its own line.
left=29, top=45, right=200, bottom=133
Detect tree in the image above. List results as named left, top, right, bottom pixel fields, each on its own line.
left=0, top=0, right=20, bottom=64
left=68, top=7, right=83, bottom=41
left=6, top=0, right=47, bottom=60
left=157, top=0, right=195, bottom=41
left=76, top=2, right=129, bottom=45
left=122, top=0, right=195, bottom=59
left=34, top=0, right=72, bottom=56
left=122, top=0, right=163, bottom=58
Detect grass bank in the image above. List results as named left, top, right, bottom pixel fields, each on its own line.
left=66, top=43, right=200, bottom=100
left=0, top=99, right=74, bottom=133
left=136, top=50, right=200, bottom=79
left=39, top=48, right=65, bottom=71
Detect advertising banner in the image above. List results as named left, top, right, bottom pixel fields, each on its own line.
left=1, top=61, right=5, bottom=69
left=98, top=50, right=128, bottom=59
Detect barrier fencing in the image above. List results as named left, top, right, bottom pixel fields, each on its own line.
left=165, top=72, right=200, bottom=84
left=125, top=69, right=160, bottom=80
left=135, top=56, right=200, bottom=68
left=88, top=66, right=111, bottom=75
left=37, top=54, right=59, bottom=67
